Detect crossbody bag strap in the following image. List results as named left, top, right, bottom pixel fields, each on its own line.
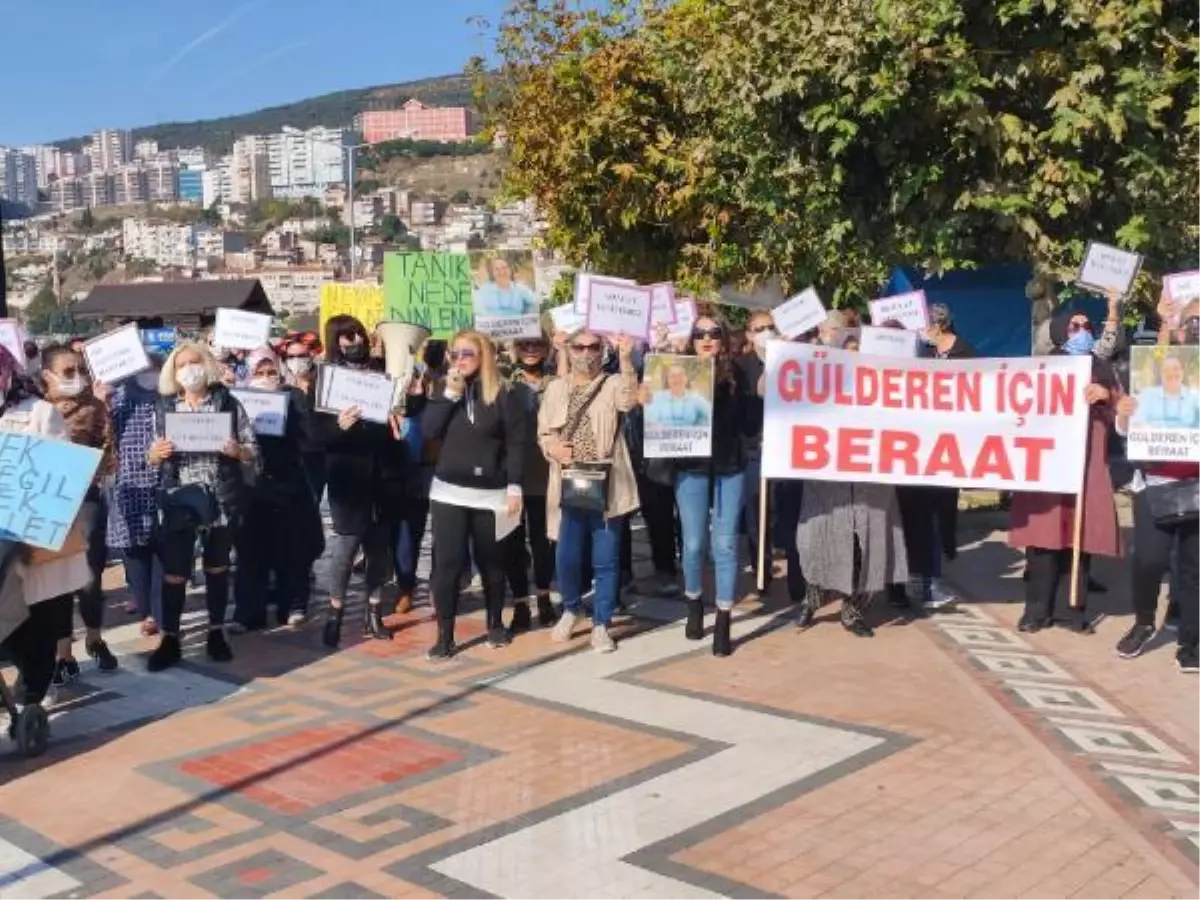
left=561, top=375, right=610, bottom=444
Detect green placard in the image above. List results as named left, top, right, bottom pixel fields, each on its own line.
left=383, top=252, right=474, bottom=339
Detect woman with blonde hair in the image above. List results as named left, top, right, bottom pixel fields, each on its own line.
left=146, top=340, right=259, bottom=671
left=422, top=330, right=528, bottom=659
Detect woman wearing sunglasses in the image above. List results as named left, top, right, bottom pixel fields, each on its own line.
left=539, top=328, right=639, bottom=652
left=423, top=331, right=528, bottom=659
left=652, top=308, right=756, bottom=656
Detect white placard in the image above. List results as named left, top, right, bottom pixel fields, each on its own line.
left=0, top=319, right=28, bottom=367
left=771, top=287, right=826, bottom=338
left=573, top=272, right=635, bottom=313
left=762, top=343, right=1092, bottom=493
left=213, top=308, right=273, bottom=351
left=868, top=290, right=929, bottom=330
left=649, top=283, right=678, bottom=325
left=549, top=304, right=587, bottom=335
left=164, top=411, right=232, bottom=453
left=585, top=278, right=654, bottom=340
left=667, top=299, right=698, bottom=341
left=82, top=323, right=151, bottom=384
left=316, top=364, right=395, bottom=425
left=1163, top=270, right=1200, bottom=326
left=229, top=388, right=289, bottom=437
left=858, top=325, right=918, bottom=358
left=1077, top=242, right=1143, bottom=297
left=641, top=354, right=714, bottom=458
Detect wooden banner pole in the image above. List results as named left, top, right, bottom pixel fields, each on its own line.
left=757, top=475, right=769, bottom=593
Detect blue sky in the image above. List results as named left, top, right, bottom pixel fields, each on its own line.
left=3, top=0, right=505, bottom=145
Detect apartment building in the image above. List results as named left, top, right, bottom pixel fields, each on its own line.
left=134, top=139, right=159, bottom=159
left=122, top=218, right=195, bottom=268
left=88, top=128, right=133, bottom=171
left=176, top=147, right=209, bottom=169
left=50, top=176, right=84, bottom=211
left=218, top=136, right=271, bottom=204
left=179, top=168, right=204, bottom=204
left=111, top=165, right=148, bottom=205
left=265, top=126, right=346, bottom=198
left=0, top=147, right=39, bottom=207
left=81, top=171, right=114, bottom=206
left=145, top=162, right=180, bottom=202
left=254, top=268, right=331, bottom=315
left=18, top=145, right=61, bottom=188
left=355, top=100, right=475, bottom=144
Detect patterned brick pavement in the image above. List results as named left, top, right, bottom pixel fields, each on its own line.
left=0, top=513, right=1196, bottom=899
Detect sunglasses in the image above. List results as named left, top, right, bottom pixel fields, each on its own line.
left=448, top=348, right=477, bottom=361
left=1068, top=320, right=1091, bottom=333
left=570, top=342, right=602, bottom=354
left=692, top=328, right=723, bottom=340
left=748, top=325, right=775, bottom=335
left=515, top=341, right=545, bottom=353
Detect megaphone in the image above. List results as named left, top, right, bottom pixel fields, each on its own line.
left=376, top=320, right=431, bottom=410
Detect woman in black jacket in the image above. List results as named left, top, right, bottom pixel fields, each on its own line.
left=422, top=330, right=527, bottom=660
left=314, top=315, right=423, bottom=647
left=647, top=307, right=754, bottom=656
left=230, top=347, right=325, bottom=631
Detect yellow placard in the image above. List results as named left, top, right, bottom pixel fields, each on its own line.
left=318, top=282, right=385, bottom=342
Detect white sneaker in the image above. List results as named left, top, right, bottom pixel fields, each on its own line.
left=926, top=579, right=958, bottom=610
left=551, top=610, right=579, bottom=643
left=286, top=611, right=306, bottom=628
left=590, top=625, right=616, bottom=653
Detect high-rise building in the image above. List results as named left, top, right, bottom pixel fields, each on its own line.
left=201, top=169, right=220, bottom=208
left=145, top=162, right=179, bottom=202
left=88, top=128, right=134, bottom=171
left=219, top=136, right=271, bottom=204
left=18, top=145, right=62, bottom=188
left=177, top=147, right=209, bottom=170
left=0, top=147, right=40, bottom=207
left=355, top=100, right=476, bottom=144
left=134, top=139, right=160, bottom=160
left=50, top=177, right=84, bottom=211
left=80, top=171, right=114, bottom=207
left=111, top=165, right=148, bottom=205
left=61, top=151, right=90, bottom=177
left=179, top=167, right=204, bottom=204
left=264, top=126, right=347, bottom=198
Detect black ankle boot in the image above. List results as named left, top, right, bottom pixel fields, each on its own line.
left=509, top=600, right=533, bottom=634
left=684, top=595, right=704, bottom=640
left=206, top=628, right=233, bottom=662
left=536, top=592, right=558, bottom=626
left=427, top=620, right=455, bottom=661
left=147, top=634, right=182, bottom=672
left=713, top=609, right=732, bottom=657
left=796, top=585, right=819, bottom=630
left=322, top=604, right=345, bottom=648
left=363, top=602, right=390, bottom=640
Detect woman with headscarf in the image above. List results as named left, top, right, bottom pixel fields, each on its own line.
left=39, top=344, right=117, bottom=681
left=0, top=345, right=86, bottom=711
left=146, top=341, right=260, bottom=671
left=230, top=347, right=325, bottom=630
left=107, top=354, right=166, bottom=637
left=1009, top=307, right=1122, bottom=633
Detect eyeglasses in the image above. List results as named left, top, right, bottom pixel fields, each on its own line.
left=570, top=342, right=602, bottom=354
left=515, top=342, right=545, bottom=353
left=692, top=328, right=723, bottom=340
left=448, top=348, right=477, bottom=361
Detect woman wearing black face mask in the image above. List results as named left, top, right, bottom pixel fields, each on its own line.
left=313, top=315, right=424, bottom=646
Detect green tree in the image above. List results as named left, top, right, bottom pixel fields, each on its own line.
left=199, top=202, right=223, bottom=227
left=481, top=0, right=1198, bottom=309
left=378, top=213, right=407, bottom=240
left=450, top=189, right=472, bottom=204
left=22, top=283, right=60, bottom=333
left=79, top=206, right=95, bottom=232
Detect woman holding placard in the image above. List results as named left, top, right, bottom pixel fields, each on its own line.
left=313, top=315, right=421, bottom=648
left=146, top=341, right=260, bottom=671
left=539, top=327, right=638, bottom=653
left=422, top=331, right=528, bottom=659
left=230, top=347, right=324, bottom=631
left=657, top=309, right=755, bottom=656
left=39, top=345, right=118, bottom=680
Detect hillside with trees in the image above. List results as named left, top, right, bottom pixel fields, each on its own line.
left=50, top=73, right=476, bottom=155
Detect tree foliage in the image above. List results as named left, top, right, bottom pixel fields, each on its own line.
left=481, top=0, right=1198, bottom=308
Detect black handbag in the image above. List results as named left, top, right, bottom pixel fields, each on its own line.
left=559, top=376, right=614, bottom=513
left=1144, top=478, right=1200, bottom=527
left=159, top=484, right=219, bottom=532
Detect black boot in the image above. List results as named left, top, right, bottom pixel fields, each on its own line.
left=487, top=603, right=511, bottom=648
left=795, top=584, right=819, bottom=630
left=713, top=609, right=732, bottom=657
left=206, top=628, right=233, bottom=662
left=536, top=592, right=558, bottom=626
left=427, top=620, right=455, bottom=661
left=147, top=634, right=182, bottom=672
left=363, top=601, right=391, bottom=640
left=684, top=595, right=704, bottom=640
left=840, top=595, right=874, bottom=637
left=322, top=603, right=345, bottom=648
left=509, top=600, right=533, bottom=634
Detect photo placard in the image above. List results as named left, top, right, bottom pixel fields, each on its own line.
left=641, top=354, right=714, bottom=458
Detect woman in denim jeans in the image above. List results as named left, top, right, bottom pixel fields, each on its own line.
left=651, top=309, right=754, bottom=656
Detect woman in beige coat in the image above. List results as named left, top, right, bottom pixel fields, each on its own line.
left=539, top=329, right=639, bottom=652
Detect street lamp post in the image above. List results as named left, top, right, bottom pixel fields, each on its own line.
left=346, top=143, right=358, bottom=281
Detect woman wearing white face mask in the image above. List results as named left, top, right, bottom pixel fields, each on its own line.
left=39, top=345, right=118, bottom=680
left=281, top=335, right=325, bottom=506
left=107, top=356, right=167, bottom=638
left=146, top=341, right=260, bottom=672
left=230, top=347, right=324, bottom=631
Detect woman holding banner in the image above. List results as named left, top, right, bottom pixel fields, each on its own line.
left=314, top=315, right=418, bottom=647
left=422, top=331, right=528, bottom=659
left=146, top=341, right=260, bottom=671
left=1009, top=308, right=1122, bottom=634
left=658, top=309, right=754, bottom=656
left=793, top=329, right=909, bottom=637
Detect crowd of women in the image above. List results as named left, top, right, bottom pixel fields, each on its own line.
left=0, top=290, right=1196, bottom=718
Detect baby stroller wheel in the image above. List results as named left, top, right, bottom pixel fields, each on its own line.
left=14, top=706, right=48, bottom=757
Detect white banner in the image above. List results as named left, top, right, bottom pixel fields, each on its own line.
left=82, top=323, right=151, bottom=384
left=762, top=344, right=1093, bottom=493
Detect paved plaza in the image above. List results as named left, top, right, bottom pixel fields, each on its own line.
left=0, top=508, right=1196, bottom=899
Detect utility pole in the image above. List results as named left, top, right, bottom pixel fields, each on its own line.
left=345, top=142, right=360, bottom=281
left=0, top=203, right=8, bottom=318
